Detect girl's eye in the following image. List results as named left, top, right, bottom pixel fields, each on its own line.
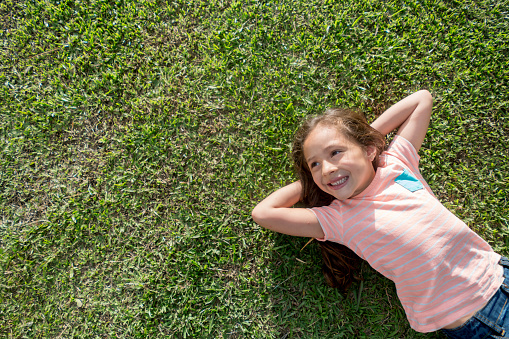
left=309, top=161, right=319, bottom=169
left=332, top=150, right=342, bottom=156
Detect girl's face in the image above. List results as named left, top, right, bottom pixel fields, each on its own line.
left=303, top=124, right=376, bottom=201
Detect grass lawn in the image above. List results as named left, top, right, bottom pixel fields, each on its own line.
left=1, top=0, right=508, bottom=337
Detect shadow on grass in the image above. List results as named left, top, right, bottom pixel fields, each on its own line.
left=268, top=232, right=447, bottom=339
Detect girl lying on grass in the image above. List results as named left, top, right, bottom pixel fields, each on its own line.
left=252, top=90, right=508, bottom=338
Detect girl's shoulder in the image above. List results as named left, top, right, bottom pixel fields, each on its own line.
left=383, top=135, right=420, bottom=170
left=381, top=135, right=435, bottom=197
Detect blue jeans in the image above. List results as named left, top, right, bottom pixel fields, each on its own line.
left=442, top=257, right=509, bottom=339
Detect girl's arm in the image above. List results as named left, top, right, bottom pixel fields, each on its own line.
left=251, top=181, right=325, bottom=238
left=370, top=90, right=433, bottom=151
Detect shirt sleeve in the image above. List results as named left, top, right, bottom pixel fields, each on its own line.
left=309, top=203, right=344, bottom=243
left=386, top=135, right=421, bottom=174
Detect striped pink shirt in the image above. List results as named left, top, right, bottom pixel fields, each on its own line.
left=310, top=135, right=503, bottom=332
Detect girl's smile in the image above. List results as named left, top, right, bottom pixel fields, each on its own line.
left=303, top=124, right=376, bottom=200
left=328, top=176, right=348, bottom=189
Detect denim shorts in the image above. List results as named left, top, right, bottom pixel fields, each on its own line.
left=442, top=257, right=509, bottom=339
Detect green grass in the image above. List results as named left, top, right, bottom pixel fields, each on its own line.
left=1, top=0, right=508, bottom=337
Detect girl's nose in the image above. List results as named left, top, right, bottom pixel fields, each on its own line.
left=322, top=160, right=337, bottom=175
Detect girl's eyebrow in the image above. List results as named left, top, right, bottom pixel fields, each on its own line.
left=305, top=155, right=315, bottom=164
left=305, top=144, right=339, bottom=163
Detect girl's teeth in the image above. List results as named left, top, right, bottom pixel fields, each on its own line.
left=331, top=177, right=347, bottom=186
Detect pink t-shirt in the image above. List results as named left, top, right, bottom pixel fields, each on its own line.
left=310, top=135, right=503, bottom=332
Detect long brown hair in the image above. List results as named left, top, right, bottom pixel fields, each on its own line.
left=292, top=108, right=386, bottom=290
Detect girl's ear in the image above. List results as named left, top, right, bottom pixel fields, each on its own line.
left=365, top=145, right=377, bottom=161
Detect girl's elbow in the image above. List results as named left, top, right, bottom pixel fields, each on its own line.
left=419, top=90, right=433, bottom=105
left=251, top=207, right=259, bottom=223
left=251, top=205, right=276, bottom=230
left=416, top=90, right=433, bottom=118
left=251, top=205, right=266, bottom=226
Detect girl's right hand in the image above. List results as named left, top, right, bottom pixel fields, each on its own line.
left=251, top=181, right=324, bottom=238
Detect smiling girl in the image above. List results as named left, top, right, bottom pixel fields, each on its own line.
left=252, top=90, right=508, bottom=337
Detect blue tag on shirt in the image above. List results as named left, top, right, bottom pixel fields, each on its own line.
left=395, top=169, right=424, bottom=192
